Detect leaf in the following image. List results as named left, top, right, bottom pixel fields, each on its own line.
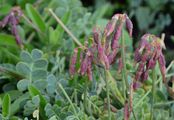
left=17, top=79, right=30, bottom=91
left=0, top=4, right=11, bottom=15
left=17, top=25, right=25, bottom=42
left=31, top=49, right=43, bottom=61
left=26, top=4, right=46, bottom=32
left=31, top=69, right=47, bottom=80
left=20, top=51, right=33, bottom=64
left=0, top=90, right=22, bottom=102
left=28, top=85, right=47, bottom=119
left=49, top=11, right=71, bottom=45
left=10, top=93, right=29, bottom=115
left=16, top=62, right=31, bottom=77
left=33, top=59, right=48, bottom=70
left=0, top=33, right=17, bottom=47
left=0, top=64, right=24, bottom=79
left=33, top=80, right=47, bottom=90
left=2, top=94, right=11, bottom=117
left=28, top=85, right=47, bottom=107
left=135, top=7, right=155, bottom=30
left=46, top=74, right=57, bottom=94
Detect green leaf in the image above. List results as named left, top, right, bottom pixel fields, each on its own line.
left=31, top=69, right=47, bottom=80
left=0, top=33, right=17, bottom=47
left=33, top=80, right=47, bottom=90
left=28, top=85, right=47, bottom=119
left=17, top=79, right=30, bottom=91
left=33, top=59, right=48, bottom=70
left=49, top=11, right=71, bottom=45
left=135, top=7, right=155, bottom=30
left=31, top=49, right=43, bottom=61
left=26, top=4, right=46, bottom=32
left=2, top=94, right=11, bottom=117
left=10, top=93, right=29, bottom=115
left=20, top=51, right=33, bottom=64
left=0, top=90, right=23, bottom=101
left=28, top=85, right=47, bottom=107
left=32, top=95, right=40, bottom=106
left=0, top=4, right=11, bottom=15
left=16, top=62, right=30, bottom=77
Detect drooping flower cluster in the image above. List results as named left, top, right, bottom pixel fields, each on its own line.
left=69, top=13, right=133, bottom=80
left=134, top=34, right=166, bottom=82
left=0, top=7, right=23, bottom=48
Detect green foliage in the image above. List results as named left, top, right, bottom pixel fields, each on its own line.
left=0, top=0, right=174, bottom=120
left=2, top=94, right=11, bottom=117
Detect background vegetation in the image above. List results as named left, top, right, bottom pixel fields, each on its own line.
left=0, top=0, right=174, bottom=120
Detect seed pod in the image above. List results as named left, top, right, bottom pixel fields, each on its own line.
left=0, top=15, right=10, bottom=27
left=69, top=48, right=78, bottom=75
left=111, top=22, right=123, bottom=50
left=125, top=15, right=133, bottom=37
left=135, top=62, right=144, bottom=80
left=98, top=42, right=110, bottom=69
left=135, top=34, right=166, bottom=82
left=158, top=53, right=166, bottom=82
left=134, top=49, right=141, bottom=62
left=87, top=59, right=93, bottom=80
left=107, top=49, right=118, bottom=64
left=147, top=58, right=156, bottom=69
left=141, top=70, right=149, bottom=81
left=133, top=81, right=141, bottom=90
left=104, top=18, right=117, bottom=37
left=93, top=27, right=100, bottom=44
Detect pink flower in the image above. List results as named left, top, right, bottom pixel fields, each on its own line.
left=135, top=34, right=166, bottom=82
left=0, top=7, right=23, bottom=48
left=69, top=48, right=78, bottom=75
left=125, top=15, right=133, bottom=37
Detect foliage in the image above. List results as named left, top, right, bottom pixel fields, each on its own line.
left=0, top=0, right=174, bottom=120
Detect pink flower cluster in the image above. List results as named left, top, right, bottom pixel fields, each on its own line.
left=134, top=34, right=166, bottom=82
left=0, top=7, right=23, bottom=48
left=69, top=14, right=133, bottom=80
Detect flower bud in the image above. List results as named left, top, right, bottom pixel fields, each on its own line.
left=125, top=15, right=133, bottom=37
left=98, top=42, right=110, bottom=69
left=111, top=22, right=122, bottom=50
left=158, top=53, right=166, bottom=82
left=69, top=48, right=78, bottom=75
left=104, top=18, right=117, bottom=37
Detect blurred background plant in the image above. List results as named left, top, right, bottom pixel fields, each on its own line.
left=0, top=0, right=174, bottom=119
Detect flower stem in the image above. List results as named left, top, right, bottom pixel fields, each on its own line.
left=105, top=70, right=111, bottom=120
left=121, top=30, right=129, bottom=98
left=48, top=9, right=84, bottom=47
left=150, top=69, right=156, bottom=120
left=84, top=79, right=88, bottom=112
left=58, top=83, right=80, bottom=120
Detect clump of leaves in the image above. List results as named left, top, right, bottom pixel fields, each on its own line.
left=1, top=0, right=174, bottom=120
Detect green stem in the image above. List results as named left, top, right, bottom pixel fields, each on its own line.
left=48, top=9, right=84, bottom=48
left=154, top=101, right=174, bottom=107
left=84, top=80, right=88, bottom=112
left=134, top=61, right=173, bottom=109
left=150, top=69, right=156, bottom=120
left=58, top=83, right=80, bottom=120
left=74, top=77, right=78, bottom=105
left=121, top=30, right=129, bottom=98
left=105, top=70, right=111, bottom=120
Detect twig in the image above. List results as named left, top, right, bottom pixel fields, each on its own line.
left=150, top=69, right=156, bottom=120
left=121, top=30, right=129, bottom=98
left=58, top=83, right=80, bottom=120
left=48, top=9, right=84, bottom=47
left=105, top=70, right=111, bottom=120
